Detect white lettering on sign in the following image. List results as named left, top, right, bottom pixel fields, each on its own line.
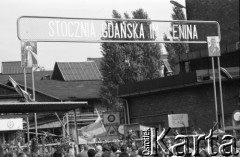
left=18, top=17, right=220, bottom=43
left=102, top=22, right=145, bottom=39
left=46, top=20, right=200, bottom=41
left=48, top=21, right=96, bottom=38
left=171, top=24, right=198, bottom=40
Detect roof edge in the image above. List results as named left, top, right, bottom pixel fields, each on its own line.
left=119, top=76, right=240, bottom=98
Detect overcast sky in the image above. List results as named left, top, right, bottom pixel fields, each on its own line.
left=0, top=0, right=185, bottom=71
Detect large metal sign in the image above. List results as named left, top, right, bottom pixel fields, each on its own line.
left=168, top=114, right=189, bottom=128
left=103, top=112, right=120, bottom=125
left=17, top=16, right=220, bottom=43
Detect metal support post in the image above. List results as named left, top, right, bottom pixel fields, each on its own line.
left=217, top=57, right=225, bottom=131
left=32, top=67, right=38, bottom=148
left=74, top=109, right=79, bottom=155
left=26, top=117, right=30, bottom=142
left=66, top=113, right=70, bottom=136
left=24, top=67, right=30, bottom=142
left=211, top=57, right=219, bottom=130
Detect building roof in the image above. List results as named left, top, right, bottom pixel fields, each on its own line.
left=118, top=71, right=240, bottom=98
left=52, top=62, right=102, bottom=81
left=1, top=61, right=32, bottom=74
left=0, top=70, right=102, bottom=100
left=119, top=72, right=197, bottom=97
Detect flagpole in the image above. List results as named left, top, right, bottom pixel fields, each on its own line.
left=66, top=113, right=70, bottom=136
left=74, top=109, right=79, bottom=155
left=211, top=57, right=219, bottom=130
left=32, top=67, right=38, bottom=146
left=23, top=67, right=30, bottom=143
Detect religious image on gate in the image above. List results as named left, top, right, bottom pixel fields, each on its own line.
left=21, top=41, right=38, bottom=68
left=207, top=36, right=221, bottom=57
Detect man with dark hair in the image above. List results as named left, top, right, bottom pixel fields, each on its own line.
left=110, top=143, right=119, bottom=157
left=119, top=144, right=129, bottom=157
left=88, top=149, right=96, bottom=157
left=102, top=144, right=111, bottom=157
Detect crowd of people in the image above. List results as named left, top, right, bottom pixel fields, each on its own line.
left=75, top=143, right=144, bottom=157
left=0, top=142, right=145, bottom=157
left=1, top=134, right=240, bottom=157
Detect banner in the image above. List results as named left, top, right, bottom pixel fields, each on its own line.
left=0, top=118, right=23, bottom=131
left=78, top=115, right=106, bottom=138
left=9, top=76, right=33, bottom=102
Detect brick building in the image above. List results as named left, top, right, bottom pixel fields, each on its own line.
left=119, top=72, right=240, bottom=135
left=176, top=0, right=239, bottom=73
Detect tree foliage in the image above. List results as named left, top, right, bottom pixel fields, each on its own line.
left=100, top=8, right=162, bottom=109
left=164, top=6, right=189, bottom=74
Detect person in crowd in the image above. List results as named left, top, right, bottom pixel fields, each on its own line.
left=77, top=144, right=89, bottom=157
left=110, top=143, right=119, bottom=157
left=53, top=151, right=63, bottom=157
left=199, top=141, right=211, bottom=157
left=119, top=144, right=129, bottom=157
left=22, top=147, right=31, bottom=157
left=4, top=151, right=14, bottom=157
left=129, top=146, right=138, bottom=157
left=64, top=154, right=73, bottom=157
left=17, top=152, right=27, bottom=157
left=126, top=147, right=131, bottom=156
left=101, top=143, right=111, bottom=157
left=165, top=138, right=174, bottom=157
left=137, top=147, right=143, bottom=157
left=95, top=145, right=103, bottom=157
left=88, top=149, right=96, bottom=157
